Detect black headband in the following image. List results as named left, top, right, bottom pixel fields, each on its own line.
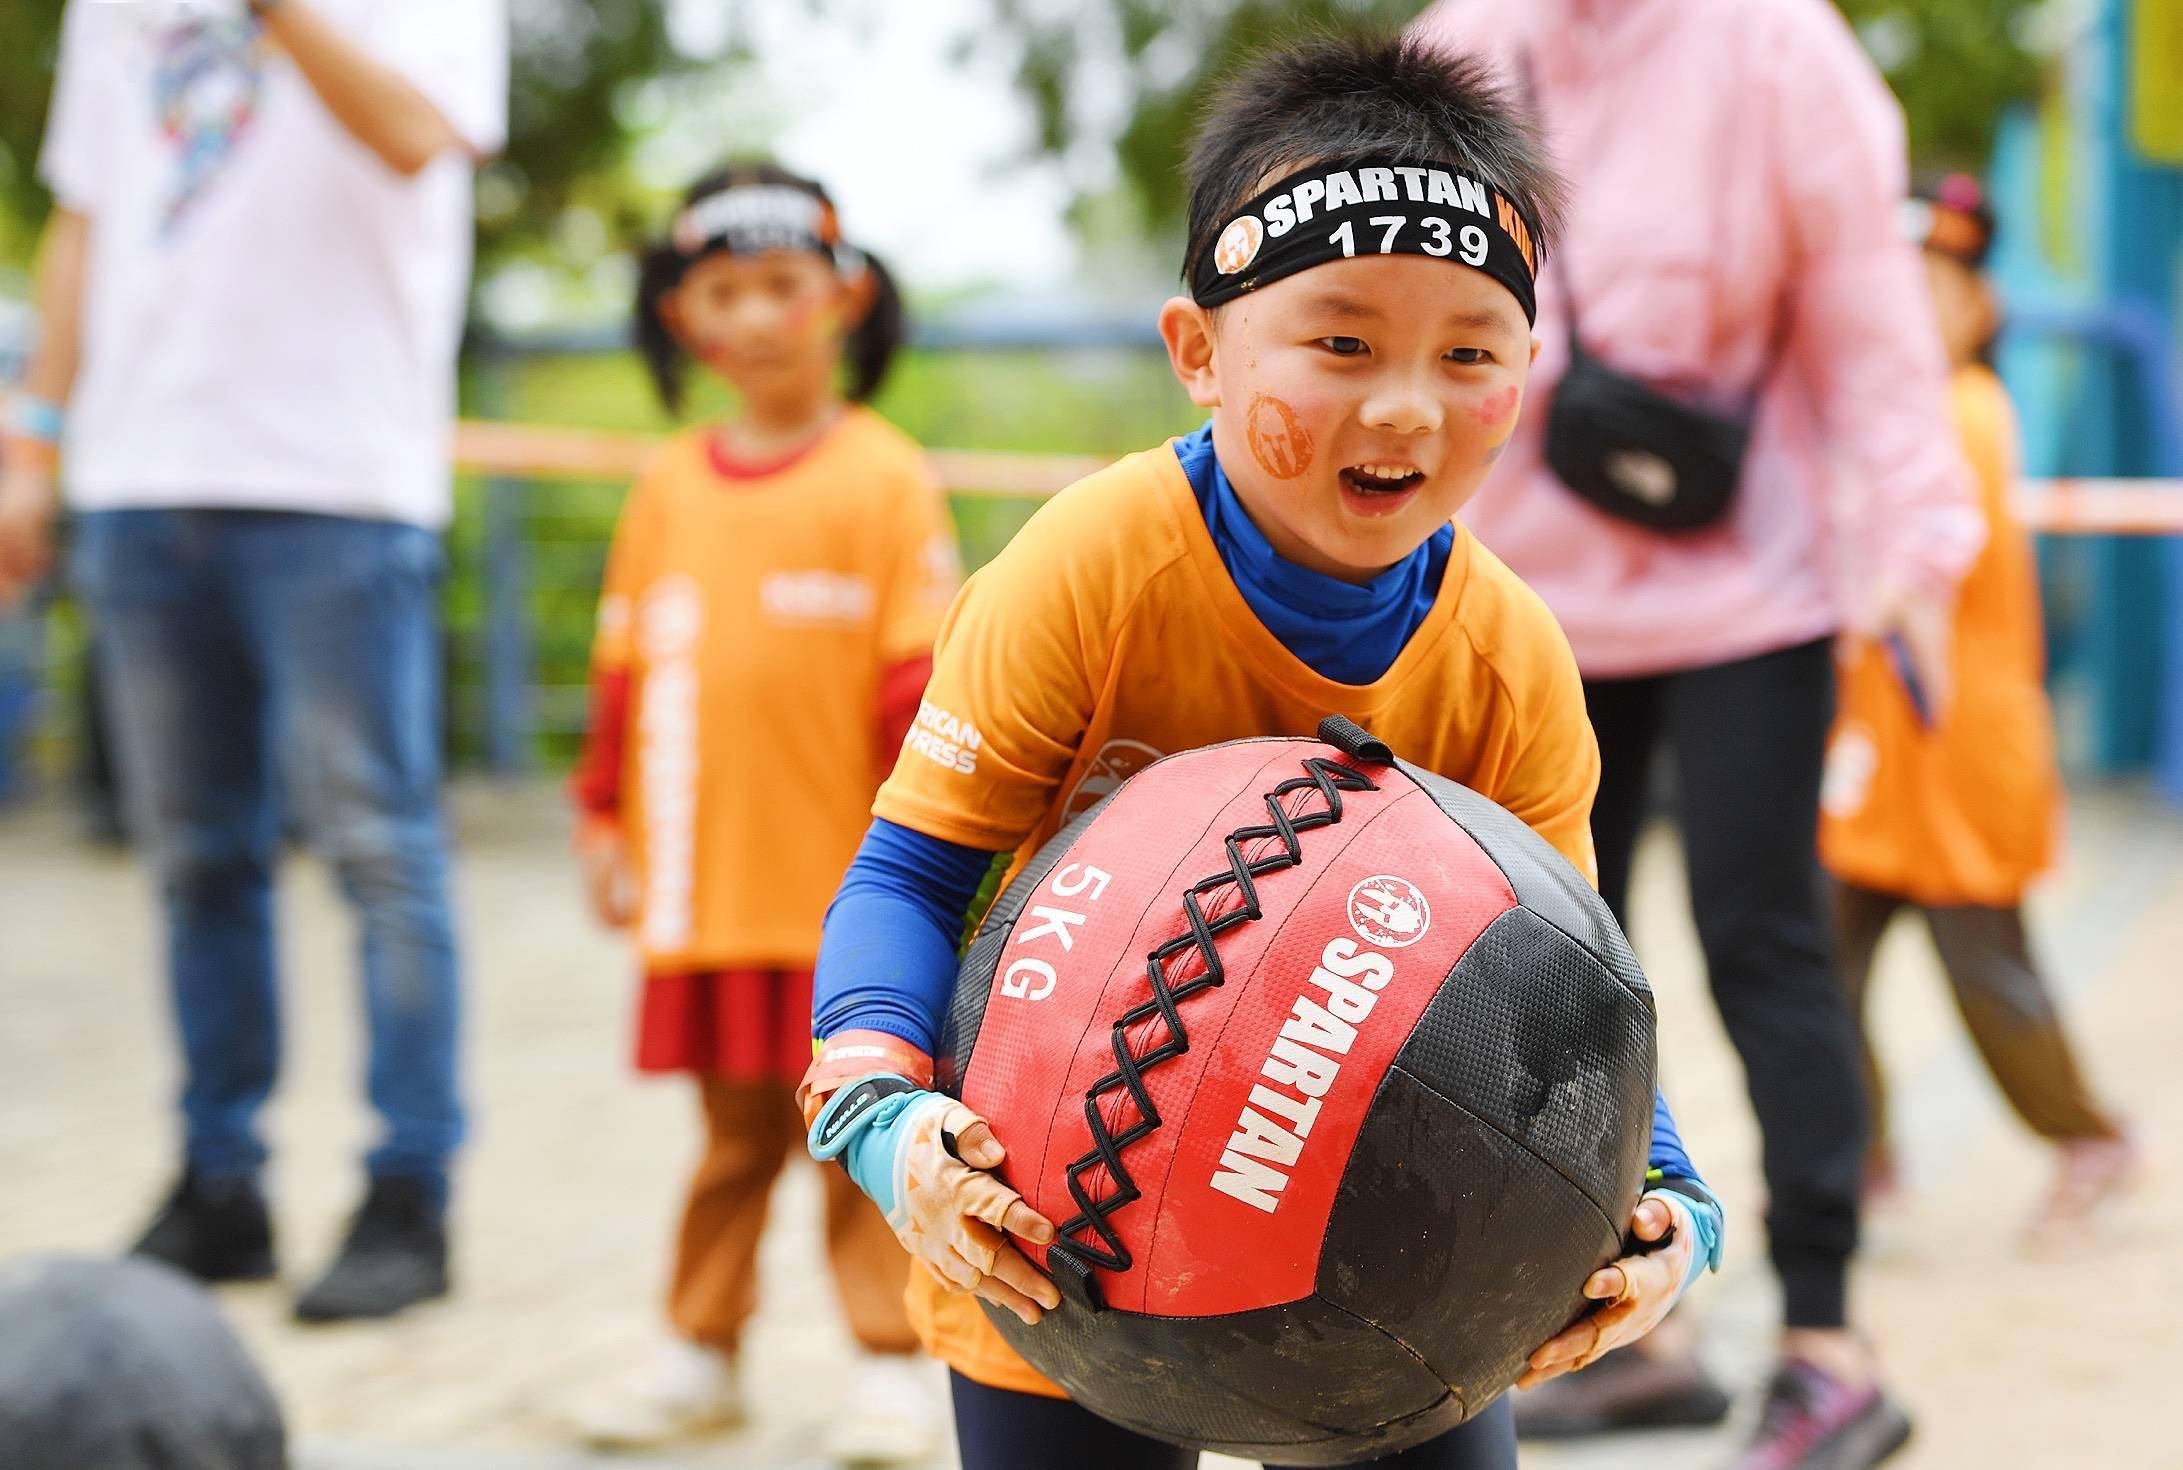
left=1191, top=157, right=1539, bottom=323
left=668, top=183, right=865, bottom=277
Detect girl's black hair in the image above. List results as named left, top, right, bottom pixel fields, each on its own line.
left=634, top=161, right=906, bottom=414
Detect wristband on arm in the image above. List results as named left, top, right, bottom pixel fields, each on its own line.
left=2, top=395, right=63, bottom=476
left=795, top=1027, right=936, bottom=1128
left=1, top=395, right=63, bottom=446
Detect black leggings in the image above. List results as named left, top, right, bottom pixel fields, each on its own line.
left=1585, top=637, right=1863, bottom=1330
left=949, top=1374, right=1517, bottom=1470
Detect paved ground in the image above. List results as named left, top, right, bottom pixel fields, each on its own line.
left=2, top=782, right=2176, bottom=1470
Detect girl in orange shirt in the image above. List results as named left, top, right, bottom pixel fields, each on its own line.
left=1820, top=175, right=2135, bottom=1240
left=564, top=162, right=959, bottom=1457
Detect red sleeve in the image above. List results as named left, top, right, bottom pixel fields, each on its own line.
left=568, top=667, right=631, bottom=821
left=876, top=653, right=934, bottom=782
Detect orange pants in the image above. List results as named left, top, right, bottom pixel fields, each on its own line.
left=669, top=1078, right=917, bottom=1355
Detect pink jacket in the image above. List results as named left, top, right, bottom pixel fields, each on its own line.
left=1412, top=0, right=1982, bottom=678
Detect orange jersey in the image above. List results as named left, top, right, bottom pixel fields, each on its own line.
left=1820, top=366, right=2059, bottom=906
left=590, top=408, right=959, bottom=971
left=872, top=439, right=1601, bottom=1393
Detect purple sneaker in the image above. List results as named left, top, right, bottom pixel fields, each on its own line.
left=1726, top=1360, right=1912, bottom=1470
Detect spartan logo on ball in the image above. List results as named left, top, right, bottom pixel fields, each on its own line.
left=1347, top=875, right=1430, bottom=948
left=1214, top=215, right=1264, bottom=275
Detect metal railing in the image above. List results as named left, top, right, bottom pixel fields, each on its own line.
left=3, top=313, right=2180, bottom=797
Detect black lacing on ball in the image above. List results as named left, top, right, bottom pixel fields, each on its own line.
left=1044, top=751, right=1380, bottom=1309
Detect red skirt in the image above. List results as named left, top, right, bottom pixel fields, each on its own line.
left=635, top=968, right=816, bottom=1082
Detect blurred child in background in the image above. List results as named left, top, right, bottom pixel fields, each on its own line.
left=1820, top=174, right=2137, bottom=1243
left=566, top=162, right=959, bottom=1459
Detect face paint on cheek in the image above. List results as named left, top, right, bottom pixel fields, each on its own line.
left=1475, top=385, right=1521, bottom=464
left=1472, top=384, right=1521, bottom=427
left=781, top=295, right=844, bottom=341
left=1246, top=394, right=1314, bottom=481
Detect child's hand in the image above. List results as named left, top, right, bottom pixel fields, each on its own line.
left=0, top=463, right=57, bottom=608
left=573, top=816, right=635, bottom=928
left=1517, top=1191, right=1698, bottom=1389
left=1857, top=571, right=1955, bottom=722
left=811, top=1077, right=1063, bottom=1326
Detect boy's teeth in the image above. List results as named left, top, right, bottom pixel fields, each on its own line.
left=1353, top=463, right=1420, bottom=479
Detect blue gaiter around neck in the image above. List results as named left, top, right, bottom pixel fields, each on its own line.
left=1174, top=423, right=1452, bottom=686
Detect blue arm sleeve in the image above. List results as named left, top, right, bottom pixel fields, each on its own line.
left=1647, top=1088, right=1725, bottom=1280
left=1647, top=1088, right=1698, bottom=1183
left=811, top=818, right=1002, bottom=1053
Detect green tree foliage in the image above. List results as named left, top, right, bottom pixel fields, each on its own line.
left=1836, top=0, right=2046, bottom=170
left=482, top=0, right=705, bottom=265
left=972, top=0, right=2046, bottom=239
left=0, top=0, right=2046, bottom=275
left=0, top=5, right=65, bottom=257
left=972, top=0, right=1420, bottom=245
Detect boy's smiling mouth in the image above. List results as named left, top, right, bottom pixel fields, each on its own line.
left=1340, top=462, right=1425, bottom=495
left=1335, top=460, right=1427, bottom=519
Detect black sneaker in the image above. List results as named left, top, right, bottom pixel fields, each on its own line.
left=1514, top=1346, right=1732, bottom=1440
left=1725, top=1360, right=1913, bottom=1470
left=130, top=1170, right=277, bottom=1283
left=292, top=1175, right=449, bottom=1323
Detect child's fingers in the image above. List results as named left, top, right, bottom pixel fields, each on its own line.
left=929, top=1248, right=985, bottom=1294
left=997, top=1196, right=1056, bottom=1246
left=954, top=1218, right=1003, bottom=1278
left=971, top=1270, right=1050, bottom=1326
left=1518, top=1357, right=1567, bottom=1390
left=948, top=1114, right=1006, bottom=1169
left=1528, top=1317, right=1600, bottom=1372
left=984, top=1240, right=1062, bottom=1313
left=959, top=1169, right=1044, bottom=1241
left=1584, top=1265, right=1626, bottom=1301
left=1631, top=1196, right=1674, bottom=1241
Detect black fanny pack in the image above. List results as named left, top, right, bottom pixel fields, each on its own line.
left=1543, top=337, right=1755, bottom=533
left=1519, top=52, right=1765, bottom=535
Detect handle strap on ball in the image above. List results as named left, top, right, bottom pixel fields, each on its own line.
left=1045, top=735, right=1391, bottom=1299
left=1316, top=714, right=1393, bottom=765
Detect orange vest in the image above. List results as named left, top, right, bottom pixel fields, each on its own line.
left=1820, top=367, right=2059, bottom=906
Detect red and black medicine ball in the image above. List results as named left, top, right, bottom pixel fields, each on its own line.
left=936, top=717, right=1657, bottom=1464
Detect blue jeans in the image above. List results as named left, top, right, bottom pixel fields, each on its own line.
left=72, top=509, right=464, bottom=1201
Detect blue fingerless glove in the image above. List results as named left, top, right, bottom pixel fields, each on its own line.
left=808, top=1073, right=950, bottom=1229
left=1648, top=1175, right=1726, bottom=1304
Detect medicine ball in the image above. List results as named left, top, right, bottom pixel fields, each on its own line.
left=0, top=1254, right=286, bottom=1470
left=936, top=718, right=1655, bottom=1464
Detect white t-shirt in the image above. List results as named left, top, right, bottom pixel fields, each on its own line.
left=40, top=0, right=507, bottom=528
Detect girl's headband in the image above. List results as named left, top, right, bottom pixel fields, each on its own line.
left=668, top=183, right=866, bottom=278
left=1191, top=157, right=1539, bottom=323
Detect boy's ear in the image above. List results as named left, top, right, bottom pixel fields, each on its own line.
left=1529, top=333, right=1542, bottom=367
left=1158, top=296, right=1222, bottom=409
